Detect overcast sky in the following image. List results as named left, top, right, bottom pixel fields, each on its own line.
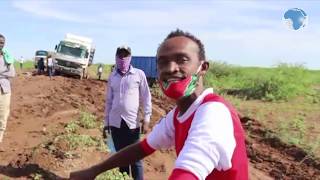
left=1, top=0, right=319, bottom=69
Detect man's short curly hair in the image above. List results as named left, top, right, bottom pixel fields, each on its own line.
left=0, top=34, right=5, bottom=40
left=159, top=29, right=206, bottom=60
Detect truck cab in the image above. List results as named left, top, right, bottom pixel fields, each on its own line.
left=53, top=34, right=95, bottom=79
left=34, top=50, right=48, bottom=68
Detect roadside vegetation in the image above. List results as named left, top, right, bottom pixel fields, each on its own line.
left=14, top=60, right=34, bottom=70
left=40, top=111, right=131, bottom=179
left=204, top=61, right=320, bottom=157
left=88, top=64, right=113, bottom=80
left=205, top=62, right=320, bottom=102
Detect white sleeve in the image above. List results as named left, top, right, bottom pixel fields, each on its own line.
left=146, top=109, right=175, bottom=150
left=138, top=70, right=152, bottom=123
left=175, top=102, right=236, bottom=180
left=105, top=76, right=113, bottom=126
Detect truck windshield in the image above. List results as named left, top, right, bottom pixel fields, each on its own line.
left=35, top=51, right=48, bottom=56
left=57, top=44, right=86, bottom=58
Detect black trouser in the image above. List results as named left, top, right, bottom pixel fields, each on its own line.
left=48, top=66, right=53, bottom=78
left=111, top=120, right=143, bottom=180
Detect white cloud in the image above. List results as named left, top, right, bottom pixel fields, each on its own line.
left=12, top=0, right=92, bottom=23
left=100, top=8, right=214, bottom=28
left=11, top=1, right=280, bottom=28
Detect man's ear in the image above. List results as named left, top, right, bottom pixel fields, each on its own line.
left=199, top=61, right=209, bottom=76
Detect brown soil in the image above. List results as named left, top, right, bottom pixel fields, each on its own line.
left=0, top=72, right=319, bottom=179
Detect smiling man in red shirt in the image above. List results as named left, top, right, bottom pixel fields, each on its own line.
left=70, top=29, right=248, bottom=180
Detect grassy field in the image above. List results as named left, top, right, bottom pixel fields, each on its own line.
left=205, top=62, right=320, bottom=101
left=14, top=60, right=35, bottom=70
left=204, top=62, right=320, bottom=157
left=87, top=64, right=113, bottom=80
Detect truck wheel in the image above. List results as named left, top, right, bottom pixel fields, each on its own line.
left=54, top=70, right=60, bottom=75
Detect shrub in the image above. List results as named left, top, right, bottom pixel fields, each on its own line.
left=78, top=112, right=97, bottom=129
left=56, top=134, right=98, bottom=150
left=65, top=121, right=80, bottom=133
left=205, top=62, right=313, bottom=101
left=96, top=169, right=131, bottom=180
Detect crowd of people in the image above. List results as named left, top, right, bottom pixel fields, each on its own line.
left=0, top=30, right=249, bottom=180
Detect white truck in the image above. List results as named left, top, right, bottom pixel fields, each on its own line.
left=53, top=33, right=95, bottom=79
left=34, top=50, right=48, bottom=68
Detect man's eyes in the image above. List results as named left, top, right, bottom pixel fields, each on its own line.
left=176, top=56, right=189, bottom=63
left=157, top=56, right=189, bottom=66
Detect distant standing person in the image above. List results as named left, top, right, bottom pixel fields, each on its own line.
left=47, top=55, right=54, bottom=79
left=19, top=56, right=24, bottom=70
left=0, top=34, right=15, bottom=146
left=37, top=57, right=44, bottom=75
left=103, top=45, right=152, bottom=180
left=97, top=64, right=103, bottom=80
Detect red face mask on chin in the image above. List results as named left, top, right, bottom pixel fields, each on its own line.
left=159, top=76, right=194, bottom=100
left=159, top=64, right=202, bottom=100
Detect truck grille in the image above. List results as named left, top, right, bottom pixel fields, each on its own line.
left=56, top=59, right=81, bottom=69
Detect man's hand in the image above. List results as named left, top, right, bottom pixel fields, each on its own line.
left=69, top=167, right=97, bottom=180
left=142, top=121, right=150, bottom=134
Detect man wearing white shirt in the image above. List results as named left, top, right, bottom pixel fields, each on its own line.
left=47, top=55, right=53, bottom=79
left=103, top=45, right=152, bottom=180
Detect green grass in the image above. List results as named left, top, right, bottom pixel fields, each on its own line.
left=65, top=121, right=80, bottom=133
left=55, top=111, right=107, bottom=152
left=56, top=134, right=99, bottom=150
left=205, top=62, right=320, bottom=101
left=78, top=111, right=97, bottom=129
left=88, top=64, right=113, bottom=80
left=61, top=112, right=127, bottom=177
left=205, top=62, right=320, bottom=157
left=64, top=111, right=97, bottom=133
left=14, top=60, right=35, bottom=70
left=31, top=173, right=43, bottom=180
left=96, top=169, right=131, bottom=180
left=277, top=116, right=307, bottom=146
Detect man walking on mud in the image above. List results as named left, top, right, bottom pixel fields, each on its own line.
left=70, top=30, right=248, bottom=180
left=97, top=64, right=103, bottom=80
left=47, top=55, right=54, bottom=79
left=0, top=34, right=15, bottom=147
left=102, top=45, right=152, bottom=180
